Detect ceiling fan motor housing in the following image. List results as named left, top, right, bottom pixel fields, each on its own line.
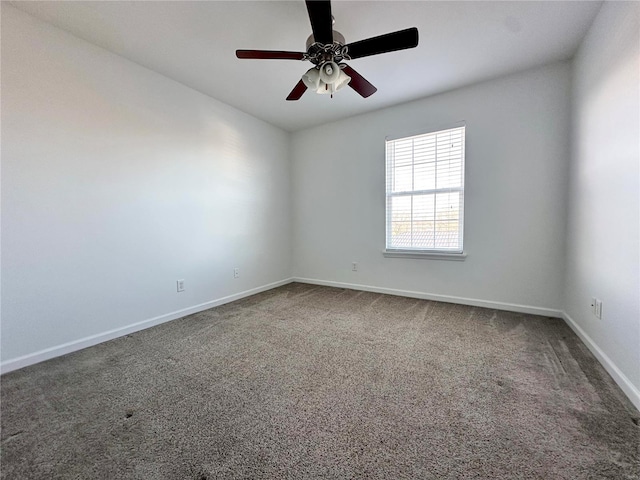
left=305, top=30, right=346, bottom=50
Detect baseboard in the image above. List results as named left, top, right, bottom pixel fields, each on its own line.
left=562, top=311, right=640, bottom=412
left=6, top=277, right=636, bottom=411
left=293, top=277, right=563, bottom=318
left=1, top=277, right=294, bottom=375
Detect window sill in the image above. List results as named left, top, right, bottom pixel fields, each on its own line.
left=383, top=250, right=467, bottom=261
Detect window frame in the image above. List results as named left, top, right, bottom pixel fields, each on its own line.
left=384, top=124, right=466, bottom=260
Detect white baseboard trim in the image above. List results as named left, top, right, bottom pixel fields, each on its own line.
left=6, top=277, right=636, bottom=411
left=562, top=311, right=640, bottom=411
left=1, top=278, right=294, bottom=375
left=293, top=277, right=563, bottom=318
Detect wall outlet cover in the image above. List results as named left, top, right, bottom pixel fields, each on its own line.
left=595, top=299, right=603, bottom=319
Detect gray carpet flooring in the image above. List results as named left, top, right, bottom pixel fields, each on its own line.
left=2, top=283, right=639, bottom=479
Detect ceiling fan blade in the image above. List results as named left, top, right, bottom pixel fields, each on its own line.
left=236, top=50, right=305, bottom=60
left=305, top=0, right=333, bottom=45
left=286, top=80, right=308, bottom=101
left=345, top=27, right=419, bottom=60
left=342, top=65, right=377, bottom=98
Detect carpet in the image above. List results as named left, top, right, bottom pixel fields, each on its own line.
left=2, top=283, right=639, bottom=479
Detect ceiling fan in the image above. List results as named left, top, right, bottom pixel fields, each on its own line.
left=236, top=0, right=419, bottom=100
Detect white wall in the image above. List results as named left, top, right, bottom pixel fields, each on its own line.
left=1, top=6, right=291, bottom=366
left=291, top=62, right=571, bottom=314
left=564, top=2, right=640, bottom=405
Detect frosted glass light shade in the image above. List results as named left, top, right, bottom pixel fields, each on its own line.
left=302, top=67, right=321, bottom=90
left=319, top=61, right=340, bottom=84
left=333, top=69, right=351, bottom=91
left=301, top=65, right=351, bottom=96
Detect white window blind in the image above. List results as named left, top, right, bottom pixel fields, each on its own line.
left=385, top=126, right=465, bottom=253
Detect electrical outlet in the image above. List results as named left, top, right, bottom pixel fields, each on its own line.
left=591, top=297, right=597, bottom=314
left=234, top=268, right=239, bottom=278
left=595, top=299, right=603, bottom=319
left=177, top=279, right=185, bottom=292
left=352, top=262, right=358, bottom=272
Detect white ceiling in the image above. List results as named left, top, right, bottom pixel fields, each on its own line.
left=10, top=1, right=602, bottom=132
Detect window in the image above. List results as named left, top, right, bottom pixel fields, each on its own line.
left=385, top=125, right=465, bottom=255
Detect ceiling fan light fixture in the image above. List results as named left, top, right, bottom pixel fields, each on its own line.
left=302, top=63, right=351, bottom=96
